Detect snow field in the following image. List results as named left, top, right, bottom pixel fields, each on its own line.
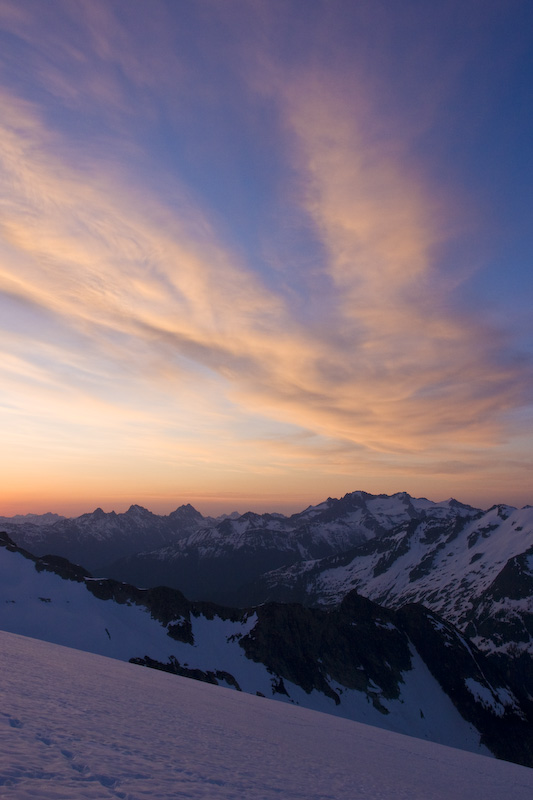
left=0, top=545, right=501, bottom=757
left=1, top=630, right=533, bottom=800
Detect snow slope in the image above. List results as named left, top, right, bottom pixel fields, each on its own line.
left=1, top=630, right=532, bottom=800
left=0, top=540, right=495, bottom=757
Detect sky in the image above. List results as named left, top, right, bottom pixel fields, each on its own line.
left=0, top=0, right=532, bottom=517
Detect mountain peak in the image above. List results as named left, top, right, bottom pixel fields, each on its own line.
left=392, top=491, right=412, bottom=500
left=125, top=504, right=151, bottom=516
left=168, top=504, right=203, bottom=519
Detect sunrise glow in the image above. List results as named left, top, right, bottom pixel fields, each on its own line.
left=1, top=1, right=532, bottom=516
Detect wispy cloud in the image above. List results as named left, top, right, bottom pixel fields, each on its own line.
left=0, top=79, right=529, bottom=470
left=247, top=72, right=530, bottom=452
left=0, top=1, right=531, bottom=512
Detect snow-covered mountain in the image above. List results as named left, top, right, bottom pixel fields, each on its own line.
left=1, top=532, right=532, bottom=767
left=3, top=631, right=533, bottom=800
left=239, top=500, right=533, bottom=654
left=0, top=503, right=204, bottom=571
left=2, top=491, right=485, bottom=600
left=244, top=497, right=532, bottom=627
left=4, top=490, right=532, bottom=699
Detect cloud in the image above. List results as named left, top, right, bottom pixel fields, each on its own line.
left=0, top=4, right=531, bottom=513
left=237, top=71, right=530, bottom=451
left=0, top=88, right=300, bottom=463
left=0, top=79, right=529, bottom=465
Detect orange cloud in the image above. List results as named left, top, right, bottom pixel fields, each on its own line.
left=232, top=72, right=528, bottom=452
left=0, top=25, right=531, bottom=515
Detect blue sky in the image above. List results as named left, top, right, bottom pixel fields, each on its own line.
left=0, top=0, right=532, bottom=515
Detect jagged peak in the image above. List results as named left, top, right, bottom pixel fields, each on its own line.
left=168, top=503, right=203, bottom=517
left=180, top=503, right=199, bottom=512
left=125, top=504, right=151, bottom=515
left=392, top=491, right=413, bottom=501
left=485, top=503, right=516, bottom=519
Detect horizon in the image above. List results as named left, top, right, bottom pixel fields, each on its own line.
left=1, top=1, right=532, bottom=515
left=1, top=486, right=530, bottom=521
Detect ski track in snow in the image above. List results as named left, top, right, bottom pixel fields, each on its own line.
left=1, top=631, right=533, bottom=800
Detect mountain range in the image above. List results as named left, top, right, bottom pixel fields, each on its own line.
left=3, top=491, right=532, bottom=668
left=1, top=517, right=533, bottom=767
left=3, top=490, right=533, bottom=761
